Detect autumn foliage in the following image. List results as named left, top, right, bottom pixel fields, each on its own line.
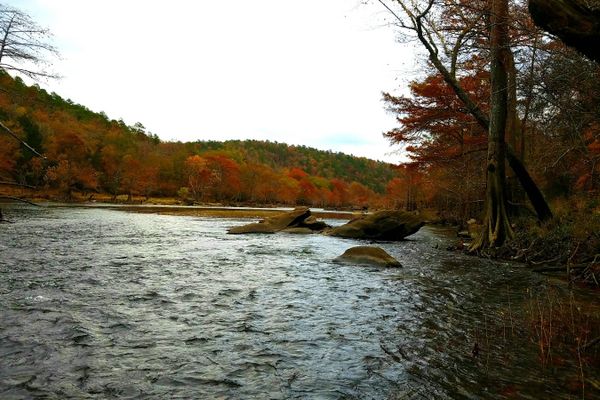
left=380, top=0, right=600, bottom=223
left=0, top=71, right=403, bottom=209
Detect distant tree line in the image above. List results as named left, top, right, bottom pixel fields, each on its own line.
left=0, top=71, right=408, bottom=209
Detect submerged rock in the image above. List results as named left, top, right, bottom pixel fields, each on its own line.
left=227, top=207, right=330, bottom=234
left=326, top=210, right=424, bottom=241
left=334, top=246, right=402, bottom=267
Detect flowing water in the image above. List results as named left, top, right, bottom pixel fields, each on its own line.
left=0, top=205, right=594, bottom=399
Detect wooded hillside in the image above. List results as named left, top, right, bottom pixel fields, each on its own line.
left=0, top=72, right=398, bottom=208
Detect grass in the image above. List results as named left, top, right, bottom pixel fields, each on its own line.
left=525, top=285, right=600, bottom=398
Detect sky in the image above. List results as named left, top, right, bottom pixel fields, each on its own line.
left=6, top=0, right=420, bottom=163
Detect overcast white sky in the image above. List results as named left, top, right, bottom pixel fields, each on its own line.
left=7, top=0, right=420, bottom=163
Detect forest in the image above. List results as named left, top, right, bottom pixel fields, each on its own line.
left=0, top=71, right=401, bottom=209
left=380, top=0, right=600, bottom=222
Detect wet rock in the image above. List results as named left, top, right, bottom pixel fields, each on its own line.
left=227, top=220, right=278, bottom=234
left=298, top=216, right=330, bottom=231
left=334, top=246, right=402, bottom=267
left=228, top=207, right=329, bottom=234
left=446, top=241, right=466, bottom=251
left=326, top=210, right=424, bottom=241
left=281, top=227, right=315, bottom=234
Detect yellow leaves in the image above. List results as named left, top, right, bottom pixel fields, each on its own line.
left=15, top=106, right=27, bottom=116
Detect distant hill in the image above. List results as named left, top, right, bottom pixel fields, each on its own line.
left=196, top=140, right=395, bottom=193
left=0, top=71, right=398, bottom=207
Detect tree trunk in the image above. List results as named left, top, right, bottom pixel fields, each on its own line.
left=471, top=0, right=514, bottom=250
left=505, top=51, right=520, bottom=203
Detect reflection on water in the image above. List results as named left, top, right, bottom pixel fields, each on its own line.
left=0, top=205, right=592, bottom=399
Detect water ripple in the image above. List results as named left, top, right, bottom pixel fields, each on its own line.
left=0, top=205, right=590, bottom=399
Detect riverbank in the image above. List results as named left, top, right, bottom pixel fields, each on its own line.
left=1, top=201, right=357, bottom=221
left=99, top=204, right=355, bottom=220
left=0, top=188, right=358, bottom=220
left=462, top=201, right=600, bottom=289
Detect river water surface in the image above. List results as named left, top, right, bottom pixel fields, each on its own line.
left=0, top=205, right=594, bottom=399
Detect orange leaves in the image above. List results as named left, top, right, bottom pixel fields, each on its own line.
left=383, top=68, right=491, bottom=210
left=288, top=167, right=309, bottom=181
left=0, top=72, right=393, bottom=207
left=383, top=70, right=489, bottom=166
left=583, top=123, right=600, bottom=155
left=204, top=154, right=241, bottom=200
left=0, top=136, right=19, bottom=176
left=184, top=155, right=214, bottom=201
left=46, top=158, right=98, bottom=197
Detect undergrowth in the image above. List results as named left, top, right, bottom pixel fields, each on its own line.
left=524, top=286, right=600, bottom=398
left=492, top=195, right=600, bottom=287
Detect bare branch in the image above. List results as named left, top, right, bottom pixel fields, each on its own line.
left=0, top=4, right=59, bottom=80
left=0, top=180, right=36, bottom=189
left=0, top=195, right=41, bottom=206
left=0, top=120, right=46, bottom=159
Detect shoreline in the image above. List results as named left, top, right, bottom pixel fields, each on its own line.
left=1, top=200, right=356, bottom=220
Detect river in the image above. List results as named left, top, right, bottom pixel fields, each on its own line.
left=0, top=205, right=594, bottom=399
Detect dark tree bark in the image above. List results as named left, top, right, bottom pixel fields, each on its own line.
left=529, top=0, right=600, bottom=63
left=471, top=0, right=514, bottom=250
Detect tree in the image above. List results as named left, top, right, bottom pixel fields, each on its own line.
left=0, top=3, right=58, bottom=79
left=383, top=72, right=489, bottom=218
left=377, top=0, right=552, bottom=227
left=0, top=3, right=58, bottom=215
left=527, top=1, right=600, bottom=193
left=45, top=158, right=97, bottom=199
left=184, top=155, right=215, bottom=202
left=329, top=178, right=349, bottom=208
left=204, top=154, right=241, bottom=201
left=472, top=0, right=514, bottom=249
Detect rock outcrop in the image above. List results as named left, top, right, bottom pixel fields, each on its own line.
left=334, top=246, right=402, bottom=267
left=227, top=207, right=330, bottom=234
left=326, top=210, right=424, bottom=241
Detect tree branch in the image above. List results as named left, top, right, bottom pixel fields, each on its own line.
left=0, top=120, right=46, bottom=159
left=0, top=195, right=41, bottom=206
left=0, top=180, right=36, bottom=189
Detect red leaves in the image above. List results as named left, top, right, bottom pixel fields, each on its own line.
left=384, top=71, right=489, bottom=165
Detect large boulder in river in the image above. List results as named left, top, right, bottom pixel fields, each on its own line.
left=228, top=207, right=330, bottom=234
left=326, top=210, right=424, bottom=241
left=334, top=246, right=402, bottom=267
